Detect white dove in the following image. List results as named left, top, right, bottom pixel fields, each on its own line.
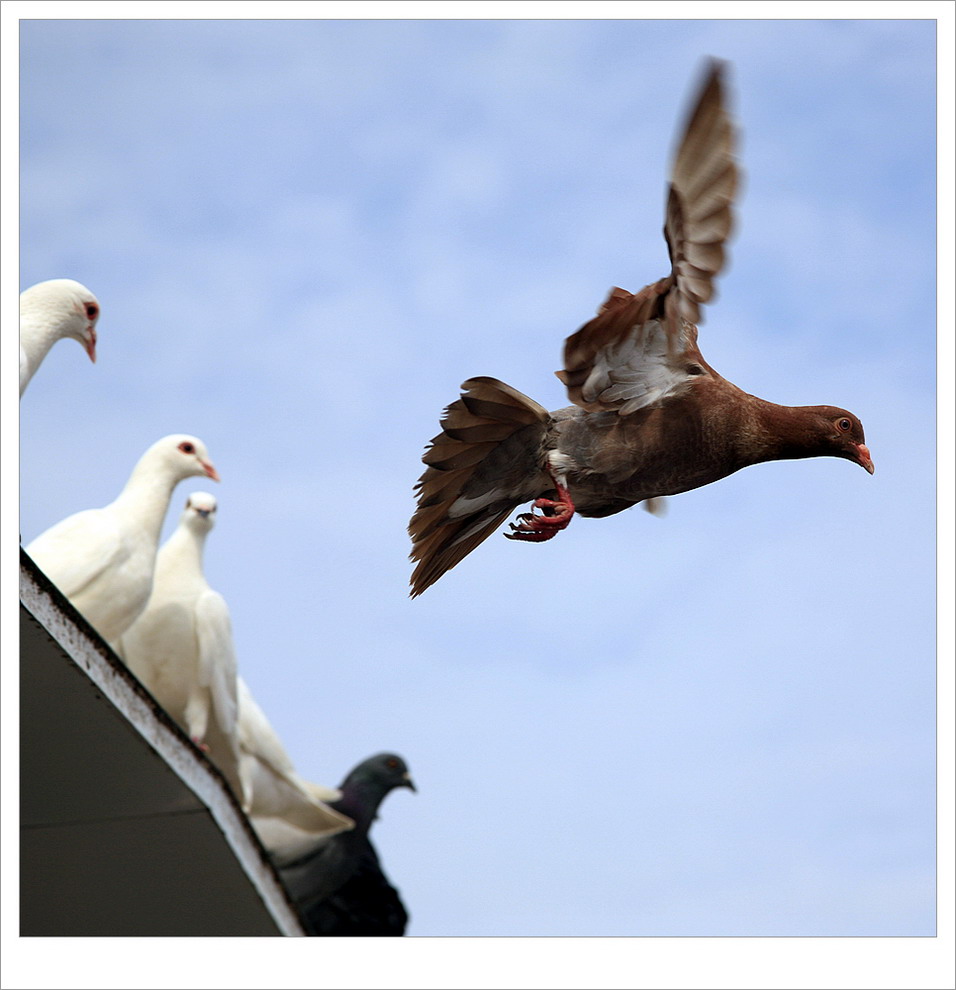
left=20, top=278, right=101, bottom=397
left=118, top=492, right=243, bottom=798
left=26, top=435, right=220, bottom=644
left=237, top=677, right=353, bottom=849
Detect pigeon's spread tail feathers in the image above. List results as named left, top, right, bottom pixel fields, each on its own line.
left=409, top=377, right=550, bottom=597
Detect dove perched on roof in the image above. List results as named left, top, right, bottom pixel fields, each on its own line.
left=26, top=435, right=219, bottom=643
left=118, top=492, right=243, bottom=798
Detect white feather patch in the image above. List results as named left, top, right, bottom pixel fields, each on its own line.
left=449, top=490, right=512, bottom=518
left=547, top=450, right=576, bottom=479
left=581, top=319, right=692, bottom=413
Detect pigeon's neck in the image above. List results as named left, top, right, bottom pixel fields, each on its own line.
left=157, top=521, right=207, bottom=581
left=19, top=310, right=67, bottom=383
left=736, top=396, right=832, bottom=467
left=333, top=781, right=389, bottom=834
left=111, top=459, right=183, bottom=547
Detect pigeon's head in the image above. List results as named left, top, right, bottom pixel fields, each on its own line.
left=339, top=752, right=415, bottom=808
left=800, top=406, right=874, bottom=475
left=375, top=753, right=416, bottom=793
left=182, top=491, right=218, bottom=531
left=21, top=278, right=101, bottom=363
left=349, top=753, right=416, bottom=792
left=151, top=434, right=221, bottom=483
left=335, top=753, right=415, bottom=829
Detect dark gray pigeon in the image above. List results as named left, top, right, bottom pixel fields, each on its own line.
left=276, top=753, right=415, bottom=936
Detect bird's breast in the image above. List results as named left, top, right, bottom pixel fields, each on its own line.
left=554, top=390, right=748, bottom=513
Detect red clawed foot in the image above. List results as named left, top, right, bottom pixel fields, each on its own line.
left=505, top=477, right=576, bottom=543
left=191, top=736, right=210, bottom=753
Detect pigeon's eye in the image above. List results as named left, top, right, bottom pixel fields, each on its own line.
left=178, top=441, right=196, bottom=454
left=837, top=418, right=852, bottom=432
left=85, top=302, right=99, bottom=320
left=385, top=758, right=399, bottom=769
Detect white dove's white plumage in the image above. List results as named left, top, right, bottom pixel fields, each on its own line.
left=238, top=677, right=352, bottom=847
left=20, top=278, right=101, bottom=397
left=26, top=435, right=220, bottom=644
left=118, top=492, right=243, bottom=798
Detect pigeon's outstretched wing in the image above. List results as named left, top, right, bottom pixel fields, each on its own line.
left=558, top=60, right=738, bottom=416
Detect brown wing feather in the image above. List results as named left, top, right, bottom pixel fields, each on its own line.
left=409, top=377, right=550, bottom=597
left=558, top=59, right=738, bottom=412
left=665, top=58, right=738, bottom=325
left=557, top=280, right=672, bottom=410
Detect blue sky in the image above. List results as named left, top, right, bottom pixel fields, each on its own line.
left=7, top=7, right=953, bottom=988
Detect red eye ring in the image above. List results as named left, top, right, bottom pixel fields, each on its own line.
left=85, top=302, right=99, bottom=320
left=178, top=441, right=195, bottom=454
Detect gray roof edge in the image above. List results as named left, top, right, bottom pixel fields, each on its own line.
left=19, top=549, right=306, bottom=936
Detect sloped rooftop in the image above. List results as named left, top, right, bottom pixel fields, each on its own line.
left=19, top=549, right=305, bottom=937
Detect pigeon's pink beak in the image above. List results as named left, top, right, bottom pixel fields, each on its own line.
left=201, top=460, right=220, bottom=482
left=85, top=326, right=97, bottom=363
left=855, top=443, right=874, bottom=475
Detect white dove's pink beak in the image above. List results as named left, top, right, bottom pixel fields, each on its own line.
left=84, top=326, right=97, bottom=363
left=201, top=460, right=220, bottom=482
